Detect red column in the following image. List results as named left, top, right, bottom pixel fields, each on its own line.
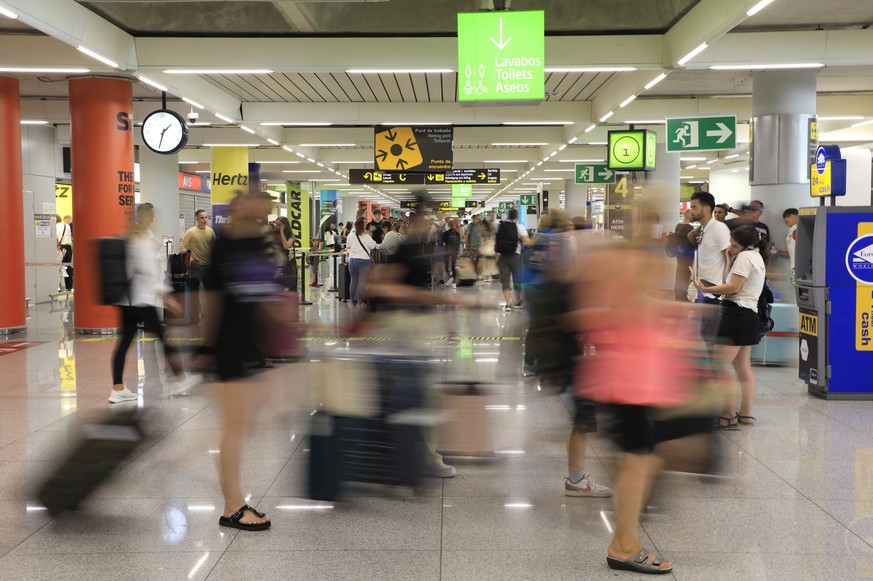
left=0, top=78, right=25, bottom=334
left=69, top=78, right=135, bottom=333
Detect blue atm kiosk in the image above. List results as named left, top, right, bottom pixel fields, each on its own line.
left=796, top=206, right=873, bottom=398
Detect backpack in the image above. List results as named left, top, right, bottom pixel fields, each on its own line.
left=757, top=280, right=775, bottom=340
left=525, top=230, right=564, bottom=286
left=445, top=229, right=461, bottom=252
left=495, top=220, right=520, bottom=255
left=98, top=237, right=129, bottom=305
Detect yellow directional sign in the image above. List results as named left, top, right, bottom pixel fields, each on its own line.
left=810, top=160, right=832, bottom=197
left=375, top=126, right=423, bottom=171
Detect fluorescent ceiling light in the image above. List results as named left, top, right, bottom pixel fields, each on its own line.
left=680, top=175, right=695, bottom=179
left=622, top=120, right=665, bottom=125
left=483, top=160, right=529, bottom=163
left=164, top=69, right=273, bottom=75
left=240, top=125, right=256, bottom=134
left=851, top=119, right=873, bottom=128
left=689, top=180, right=707, bottom=184
left=686, top=165, right=697, bottom=169
left=0, top=7, right=18, bottom=18
left=183, top=97, right=205, bottom=110
left=588, top=141, right=607, bottom=145
left=599, top=111, right=614, bottom=122
left=189, top=122, right=212, bottom=126
left=20, top=120, right=49, bottom=125
left=545, top=67, right=636, bottom=72
left=706, top=159, right=719, bottom=164
left=746, top=0, right=775, bottom=17
left=296, top=152, right=306, bottom=158
left=381, top=122, right=452, bottom=126
left=347, top=68, right=454, bottom=74
left=819, top=116, right=864, bottom=121
left=313, top=179, right=344, bottom=182
left=306, top=157, right=316, bottom=163
left=558, top=144, right=567, bottom=151
left=568, top=136, right=578, bottom=143
left=681, top=156, right=707, bottom=161
left=136, top=74, right=168, bottom=92
left=76, top=46, right=119, bottom=69
left=725, top=154, right=740, bottom=159
left=194, top=170, right=210, bottom=174
left=644, top=73, right=667, bottom=90
left=251, top=161, right=298, bottom=164
left=215, top=113, right=235, bottom=123
left=299, top=144, right=357, bottom=147
left=266, top=138, right=279, bottom=146
left=0, top=67, right=90, bottom=73
left=502, top=121, right=574, bottom=126
left=619, top=95, right=637, bottom=108
left=202, top=143, right=260, bottom=147
left=283, top=170, right=322, bottom=173
left=678, top=42, right=708, bottom=66
left=543, top=169, right=575, bottom=172
left=584, top=124, right=597, bottom=133
left=260, top=122, right=333, bottom=127
left=710, top=63, right=824, bottom=71
left=560, top=159, right=605, bottom=163
left=491, top=142, right=548, bottom=147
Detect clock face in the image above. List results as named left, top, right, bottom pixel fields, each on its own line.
left=141, top=110, right=188, bottom=154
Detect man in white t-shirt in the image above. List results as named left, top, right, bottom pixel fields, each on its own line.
left=777, top=208, right=798, bottom=286
left=687, top=191, right=730, bottom=342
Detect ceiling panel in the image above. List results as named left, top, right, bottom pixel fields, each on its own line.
left=737, top=0, right=873, bottom=31
left=380, top=73, right=403, bottom=102
left=646, top=69, right=753, bottom=97
left=329, top=73, right=366, bottom=102
left=297, top=73, right=339, bottom=102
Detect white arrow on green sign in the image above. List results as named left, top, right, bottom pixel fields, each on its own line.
left=519, top=194, right=536, bottom=205
left=666, top=115, right=736, bottom=152
left=575, top=164, right=616, bottom=184
left=457, top=10, right=545, bottom=103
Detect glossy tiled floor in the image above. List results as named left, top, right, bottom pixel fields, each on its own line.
left=3, top=285, right=873, bottom=580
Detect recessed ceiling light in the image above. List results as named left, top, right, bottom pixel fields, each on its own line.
left=20, top=120, right=49, bottom=125
left=545, top=67, right=636, bottom=73
left=76, top=46, right=119, bottom=69
left=850, top=119, right=873, bottom=128
left=260, top=122, right=333, bottom=126
left=215, top=113, right=235, bottom=123
left=183, top=97, right=205, bottom=110
left=0, top=7, right=18, bottom=18
left=347, top=68, right=454, bottom=74
left=136, top=74, right=168, bottom=92
left=725, top=154, right=739, bottom=159
left=0, top=67, right=91, bottom=73
left=599, top=111, right=614, bottom=122
left=559, top=159, right=606, bottom=163
left=266, top=138, right=279, bottom=146
left=164, top=69, right=273, bottom=75
left=819, top=116, right=864, bottom=121
left=619, top=95, right=637, bottom=108
left=622, top=120, right=665, bottom=125
left=202, top=143, right=261, bottom=147
left=491, top=142, right=548, bottom=147
left=543, top=169, right=575, bottom=172
left=240, top=125, right=256, bottom=134
left=746, top=0, right=775, bottom=16
left=680, top=157, right=707, bottom=161
left=299, top=144, right=357, bottom=148
left=710, top=63, right=824, bottom=70
left=644, top=73, right=667, bottom=90
left=502, top=121, right=574, bottom=126
left=678, top=43, right=708, bottom=67
left=381, top=122, right=452, bottom=126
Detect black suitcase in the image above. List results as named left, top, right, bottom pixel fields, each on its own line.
left=36, top=411, right=144, bottom=515
left=166, top=279, right=198, bottom=325
left=338, top=263, right=351, bottom=301
left=97, top=237, right=128, bottom=304
left=308, top=356, right=427, bottom=500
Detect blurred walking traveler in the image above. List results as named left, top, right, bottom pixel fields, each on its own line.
left=694, top=224, right=768, bottom=428
left=271, top=216, right=296, bottom=291
left=666, top=209, right=695, bottom=302
left=495, top=208, right=530, bottom=311
left=108, top=203, right=201, bottom=403
left=347, top=218, right=376, bottom=307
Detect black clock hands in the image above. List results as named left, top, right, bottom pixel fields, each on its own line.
left=157, top=123, right=173, bottom=148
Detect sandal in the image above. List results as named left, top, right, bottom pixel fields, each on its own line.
left=717, top=415, right=739, bottom=430
left=219, top=504, right=271, bottom=531
left=736, top=413, right=756, bottom=426
left=607, top=549, right=672, bottom=574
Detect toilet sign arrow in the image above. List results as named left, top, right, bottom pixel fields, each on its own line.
left=666, top=115, right=737, bottom=152
left=490, top=17, right=513, bottom=50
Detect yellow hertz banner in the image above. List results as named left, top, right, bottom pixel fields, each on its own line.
left=211, top=147, right=249, bottom=204
left=55, top=183, right=72, bottom=218
left=857, top=222, right=873, bottom=351
left=286, top=181, right=309, bottom=251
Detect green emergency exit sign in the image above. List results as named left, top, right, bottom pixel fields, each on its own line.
left=457, top=10, right=545, bottom=103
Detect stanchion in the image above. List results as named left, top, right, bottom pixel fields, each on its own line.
left=328, top=253, right=339, bottom=293
left=299, top=251, right=313, bottom=306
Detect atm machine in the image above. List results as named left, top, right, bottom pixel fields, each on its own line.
left=795, top=206, right=873, bottom=398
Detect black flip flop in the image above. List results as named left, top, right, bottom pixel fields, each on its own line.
left=607, top=549, right=672, bottom=574
left=219, top=504, right=271, bottom=532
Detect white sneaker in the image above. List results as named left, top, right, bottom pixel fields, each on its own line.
left=504, top=304, right=512, bottom=312
left=108, top=387, right=138, bottom=404
left=564, top=476, right=612, bottom=497
left=425, top=462, right=457, bottom=478
left=166, top=373, right=202, bottom=397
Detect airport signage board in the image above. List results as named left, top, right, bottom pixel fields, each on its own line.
left=427, top=168, right=501, bottom=184
left=608, top=130, right=657, bottom=171
left=575, top=164, right=616, bottom=184
left=457, top=10, right=545, bottom=103
left=666, top=115, right=736, bottom=152
left=452, top=184, right=473, bottom=197
left=519, top=194, right=536, bottom=205
left=374, top=125, right=453, bottom=172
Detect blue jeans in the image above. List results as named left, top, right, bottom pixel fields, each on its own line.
left=348, top=258, right=372, bottom=302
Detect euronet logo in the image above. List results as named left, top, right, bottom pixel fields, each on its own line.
left=847, top=234, right=873, bottom=284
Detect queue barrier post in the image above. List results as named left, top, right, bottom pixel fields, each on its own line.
left=299, top=251, right=312, bottom=306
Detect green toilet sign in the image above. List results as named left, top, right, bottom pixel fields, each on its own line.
left=457, top=10, right=545, bottom=103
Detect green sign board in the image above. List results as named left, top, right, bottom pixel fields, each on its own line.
left=452, top=183, right=473, bottom=198
left=457, top=10, right=545, bottom=103
left=498, top=201, right=512, bottom=213
left=519, top=194, right=536, bottom=205
left=608, top=130, right=657, bottom=171
left=452, top=196, right=466, bottom=207
left=666, top=115, right=736, bottom=152
left=575, top=163, right=616, bottom=184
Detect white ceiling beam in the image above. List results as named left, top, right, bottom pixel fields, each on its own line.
left=691, top=30, right=873, bottom=68
left=664, top=0, right=758, bottom=68
left=1, top=0, right=136, bottom=69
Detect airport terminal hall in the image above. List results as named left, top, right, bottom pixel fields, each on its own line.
left=4, top=0, right=873, bottom=579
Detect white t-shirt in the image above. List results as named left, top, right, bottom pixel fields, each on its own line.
left=57, top=222, right=72, bottom=245
left=347, top=231, right=376, bottom=260
left=505, top=221, right=528, bottom=254
left=724, top=250, right=766, bottom=311
left=693, top=219, right=730, bottom=298
left=323, top=230, right=336, bottom=247
left=786, top=224, right=797, bottom=270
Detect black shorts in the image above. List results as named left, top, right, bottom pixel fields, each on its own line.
left=716, top=301, right=760, bottom=346
left=608, top=405, right=658, bottom=453
left=573, top=397, right=597, bottom=433
left=699, top=297, right=721, bottom=342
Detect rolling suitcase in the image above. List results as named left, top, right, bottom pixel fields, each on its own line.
left=455, top=256, right=477, bottom=287
left=437, top=382, right=496, bottom=457
left=257, top=292, right=302, bottom=360
left=338, top=262, right=351, bottom=301
left=36, top=410, right=144, bottom=515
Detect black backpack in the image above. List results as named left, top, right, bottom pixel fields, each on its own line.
left=98, top=237, right=129, bottom=305
left=757, top=280, right=775, bottom=340
left=495, top=220, right=519, bottom=255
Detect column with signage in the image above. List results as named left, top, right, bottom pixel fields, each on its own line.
left=211, top=147, right=249, bottom=236
left=0, top=77, right=25, bottom=333
left=139, top=146, right=180, bottom=249
left=69, top=78, right=136, bottom=333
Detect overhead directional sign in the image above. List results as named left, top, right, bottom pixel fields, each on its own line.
left=426, top=168, right=500, bottom=184
left=349, top=169, right=424, bottom=185
left=452, top=184, right=473, bottom=198
left=457, top=10, right=545, bottom=103
left=666, top=115, right=737, bottom=152
left=519, top=194, right=536, bottom=205
left=575, top=163, right=616, bottom=184
left=374, top=125, right=453, bottom=172
left=608, top=130, right=656, bottom=171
